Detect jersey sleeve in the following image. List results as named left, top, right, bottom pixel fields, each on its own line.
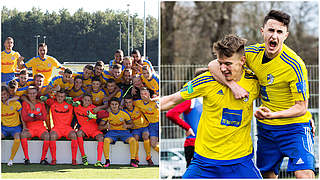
left=15, top=101, right=22, bottom=112
left=52, top=57, right=63, bottom=69
left=180, top=72, right=215, bottom=100
left=166, top=100, right=192, bottom=131
left=24, top=57, right=34, bottom=68
left=49, top=76, right=60, bottom=87
left=123, top=110, right=131, bottom=122
left=288, top=62, right=309, bottom=101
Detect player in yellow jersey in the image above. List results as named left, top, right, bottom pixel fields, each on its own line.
left=135, top=87, right=159, bottom=153
left=208, top=10, right=315, bottom=179
left=5, top=69, right=34, bottom=89
left=24, top=43, right=65, bottom=86
left=1, top=86, right=23, bottom=166
left=161, top=35, right=261, bottom=178
left=131, top=49, right=155, bottom=75
left=102, top=64, right=123, bottom=84
left=109, top=49, right=124, bottom=67
left=141, top=65, right=159, bottom=96
left=90, top=77, right=107, bottom=106
left=69, top=76, right=86, bottom=99
left=93, top=61, right=107, bottom=85
left=123, top=56, right=133, bottom=70
left=99, top=97, right=139, bottom=168
left=1, top=37, right=25, bottom=82
left=48, top=68, right=74, bottom=92
left=124, top=95, right=154, bottom=166
left=73, top=65, right=93, bottom=91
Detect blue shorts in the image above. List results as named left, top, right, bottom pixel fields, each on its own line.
left=104, top=130, right=133, bottom=143
left=132, top=127, right=149, bottom=137
left=148, top=122, right=159, bottom=137
left=2, top=73, right=15, bottom=83
left=2, top=125, right=22, bottom=137
left=182, top=152, right=262, bottom=179
left=257, top=121, right=315, bottom=174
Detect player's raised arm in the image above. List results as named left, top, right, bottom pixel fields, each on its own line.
left=160, top=92, right=184, bottom=111
left=208, top=60, right=248, bottom=99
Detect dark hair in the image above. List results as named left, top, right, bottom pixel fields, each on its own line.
left=56, top=89, right=66, bottom=95
left=213, top=34, right=247, bottom=58
left=8, top=80, right=17, bottom=89
left=131, top=49, right=141, bottom=56
left=83, top=92, right=92, bottom=99
left=124, top=94, right=133, bottom=100
left=106, top=79, right=116, bottom=84
left=95, top=61, right=104, bottom=67
left=34, top=73, right=44, bottom=79
left=2, top=86, right=9, bottom=94
left=115, top=49, right=124, bottom=55
left=263, top=10, right=290, bottom=29
left=27, top=86, right=37, bottom=92
left=64, top=68, right=73, bottom=74
left=74, top=75, right=83, bottom=81
left=109, top=97, right=120, bottom=104
left=19, top=69, right=28, bottom=76
left=142, top=65, right=149, bottom=71
left=112, top=64, right=122, bottom=70
left=84, top=64, right=94, bottom=71
left=92, top=77, right=101, bottom=83
left=38, top=43, right=47, bottom=49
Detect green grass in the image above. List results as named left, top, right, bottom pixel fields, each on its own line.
left=1, top=163, right=159, bottom=179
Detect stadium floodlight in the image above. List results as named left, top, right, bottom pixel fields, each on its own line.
left=118, top=22, right=122, bottom=50
left=43, top=36, right=46, bottom=44
left=127, top=3, right=130, bottom=56
left=34, top=35, right=40, bottom=56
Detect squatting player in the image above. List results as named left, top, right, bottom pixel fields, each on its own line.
left=209, top=10, right=315, bottom=178
left=161, top=34, right=261, bottom=178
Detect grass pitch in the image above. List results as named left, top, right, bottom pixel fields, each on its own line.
left=1, top=163, right=159, bottom=179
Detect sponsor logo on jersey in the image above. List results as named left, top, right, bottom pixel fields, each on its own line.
left=11, top=56, right=15, bottom=60
left=148, top=107, right=152, bottom=111
left=267, top=74, right=274, bottom=85
left=96, top=97, right=100, bottom=102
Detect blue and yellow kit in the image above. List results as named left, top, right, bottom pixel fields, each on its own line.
left=91, top=89, right=107, bottom=106
left=102, top=70, right=123, bottom=84
left=245, top=43, right=312, bottom=125
left=1, top=100, right=22, bottom=127
left=180, top=70, right=259, bottom=161
left=49, top=76, right=73, bottom=91
left=73, top=72, right=92, bottom=90
left=1, top=50, right=20, bottom=74
left=134, top=99, right=159, bottom=123
left=69, top=87, right=86, bottom=98
left=141, top=73, right=159, bottom=94
left=125, top=106, right=149, bottom=129
left=102, top=110, right=131, bottom=130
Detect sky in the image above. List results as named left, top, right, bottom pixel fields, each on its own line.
left=1, top=0, right=159, bottom=19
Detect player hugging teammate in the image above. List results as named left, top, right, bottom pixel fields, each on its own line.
left=1, top=43, right=159, bottom=168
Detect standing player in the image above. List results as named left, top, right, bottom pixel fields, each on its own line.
left=109, top=49, right=124, bottom=66
left=1, top=86, right=22, bottom=166
left=135, top=87, right=159, bottom=153
left=24, top=43, right=65, bottom=85
left=20, top=86, right=50, bottom=165
left=208, top=10, right=315, bottom=178
left=46, top=90, right=78, bottom=165
left=99, top=97, right=138, bottom=168
left=74, top=93, right=104, bottom=167
left=1, top=37, right=24, bottom=82
left=161, top=34, right=261, bottom=178
left=124, top=95, right=154, bottom=166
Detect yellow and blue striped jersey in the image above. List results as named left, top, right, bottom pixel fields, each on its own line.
left=1, top=100, right=22, bottom=127
left=102, top=110, right=131, bottom=130
left=91, top=89, right=107, bottom=106
left=73, top=72, right=92, bottom=90
left=1, top=50, right=20, bottom=74
left=49, top=75, right=73, bottom=91
left=245, top=43, right=312, bottom=125
left=180, top=71, right=259, bottom=161
left=141, top=73, right=159, bottom=94
left=102, top=70, right=123, bottom=84
left=134, top=99, right=159, bottom=123
left=15, top=86, right=29, bottom=97
left=125, top=106, right=149, bottom=129
left=69, top=87, right=86, bottom=98
left=132, top=59, right=154, bottom=76
left=6, top=78, right=34, bottom=89
left=24, top=55, right=63, bottom=85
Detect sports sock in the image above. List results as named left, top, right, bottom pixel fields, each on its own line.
left=97, top=141, right=103, bottom=161
left=77, top=137, right=85, bottom=156
left=135, top=139, right=139, bottom=160
left=143, top=139, right=151, bottom=159
left=153, top=144, right=159, bottom=152
left=48, top=141, right=55, bottom=161
left=71, top=139, right=78, bottom=160
left=128, top=137, right=136, bottom=159
left=9, top=139, right=20, bottom=160
left=20, top=138, right=29, bottom=159
left=103, top=138, right=111, bottom=159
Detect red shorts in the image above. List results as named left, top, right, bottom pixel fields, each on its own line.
left=51, top=126, right=75, bottom=139
left=80, top=125, right=102, bottom=138
left=28, top=126, right=48, bottom=138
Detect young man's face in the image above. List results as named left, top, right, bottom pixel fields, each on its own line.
left=56, top=92, right=65, bottom=104
left=110, top=101, right=119, bottom=112
left=112, top=68, right=122, bottom=79
left=35, top=76, right=44, bottom=88
left=132, top=53, right=141, bottom=63
left=107, top=82, right=116, bottom=93
left=4, top=39, right=14, bottom=51
left=74, top=78, right=83, bottom=90
left=140, top=89, right=150, bottom=101
left=133, top=77, right=143, bottom=88
left=27, top=89, right=38, bottom=101
left=8, top=86, right=17, bottom=95
left=82, top=96, right=92, bottom=107
left=83, top=67, right=92, bottom=78
left=63, top=73, right=72, bottom=82
left=142, top=68, right=151, bottom=79
left=123, top=59, right=132, bottom=69
left=114, top=52, right=124, bottom=62
left=92, top=81, right=101, bottom=91
left=18, top=74, right=28, bottom=86
left=124, top=98, right=133, bottom=110
left=38, top=46, right=48, bottom=58
left=2, top=90, right=10, bottom=102
left=218, top=53, right=245, bottom=81
left=261, top=19, right=289, bottom=59
left=94, top=65, right=104, bottom=76
left=123, top=71, right=132, bottom=83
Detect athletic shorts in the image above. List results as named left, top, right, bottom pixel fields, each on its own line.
left=257, top=121, right=315, bottom=174
left=182, top=152, right=262, bottom=179
left=2, top=125, right=22, bottom=137
left=2, top=72, right=15, bottom=83
left=132, top=127, right=149, bottom=137
left=104, top=130, right=133, bottom=143
left=184, top=146, right=195, bottom=168
left=148, top=122, right=159, bottom=137
left=28, top=125, right=48, bottom=138
left=80, top=125, right=102, bottom=138
left=51, top=126, right=74, bottom=139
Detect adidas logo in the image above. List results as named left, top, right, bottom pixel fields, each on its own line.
left=217, top=90, right=224, bottom=95
left=296, top=158, right=304, bottom=164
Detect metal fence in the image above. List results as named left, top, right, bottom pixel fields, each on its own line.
left=160, top=64, right=319, bottom=178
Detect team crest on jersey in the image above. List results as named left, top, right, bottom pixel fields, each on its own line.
left=267, top=74, right=274, bottom=85
left=11, top=56, right=15, bottom=60
left=36, top=107, right=41, bottom=112
left=119, top=118, right=124, bottom=122
left=48, top=63, right=52, bottom=67
left=136, top=111, right=139, bottom=114
left=96, top=97, right=100, bottom=102
left=148, top=107, right=152, bottom=111
left=64, top=105, right=68, bottom=109
left=10, top=106, right=14, bottom=110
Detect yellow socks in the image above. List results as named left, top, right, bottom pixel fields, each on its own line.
left=153, top=144, right=159, bottom=152
left=103, top=138, right=111, bottom=159
left=9, top=139, right=20, bottom=160
left=144, top=139, right=152, bottom=159
left=128, top=137, right=136, bottom=159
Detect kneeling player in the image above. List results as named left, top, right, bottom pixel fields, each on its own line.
left=20, top=86, right=50, bottom=165
left=99, top=97, right=138, bottom=168
left=1, top=86, right=22, bottom=166
left=46, top=89, right=78, bottom=165
left=74, top=93, right=104, bottom=167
